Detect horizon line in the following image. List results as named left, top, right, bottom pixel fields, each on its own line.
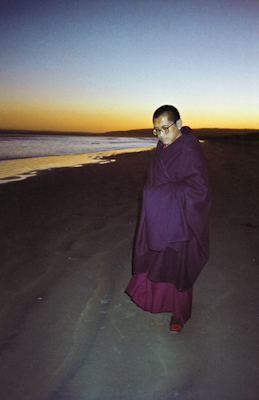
left=1, top=127, right=259, bottom=134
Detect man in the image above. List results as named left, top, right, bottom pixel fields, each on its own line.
left=125, top=105, right=211, bottom=332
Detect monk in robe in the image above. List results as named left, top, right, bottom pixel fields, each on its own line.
left=125, top=105, right=211, bottom=332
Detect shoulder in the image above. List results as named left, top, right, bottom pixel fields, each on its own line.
left=181, top=126, right=199, bottom=143
left=181, top=126, right=203, bottom=152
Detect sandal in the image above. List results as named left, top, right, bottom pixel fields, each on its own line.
left=170, top=314, right=183, bottom=333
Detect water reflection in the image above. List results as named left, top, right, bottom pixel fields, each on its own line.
left=0, top=146, right=155, bottom=184
left=0, top=134, right=157, bottom=160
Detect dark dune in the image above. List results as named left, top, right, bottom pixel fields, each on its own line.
left=1, top=127, right=259, bottom=140
left=197, top=130, right=259, bottom=142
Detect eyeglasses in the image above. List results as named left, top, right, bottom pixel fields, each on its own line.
left=153, top=121, right=175, bottom=136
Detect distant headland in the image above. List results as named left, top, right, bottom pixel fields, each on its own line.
left=1, top=128, right=259, bottom=141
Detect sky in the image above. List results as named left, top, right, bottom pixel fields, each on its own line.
left=0, top=0, right=258, bottom=133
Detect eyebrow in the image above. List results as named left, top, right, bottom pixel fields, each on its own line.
left=154, top=125, right=169, bottom=129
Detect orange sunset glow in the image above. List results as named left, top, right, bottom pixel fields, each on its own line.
left=1, top=0, right=258, bottom=133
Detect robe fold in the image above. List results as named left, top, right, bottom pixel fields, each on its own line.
left=132, top=127, right=211, bottom=292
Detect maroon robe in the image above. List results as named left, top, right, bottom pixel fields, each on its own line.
left=132, top=127, right=211, bottom=292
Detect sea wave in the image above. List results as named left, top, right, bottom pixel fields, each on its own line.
left=0, top=134, right=157, bottom=160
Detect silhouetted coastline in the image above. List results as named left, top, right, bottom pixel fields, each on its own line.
left=1, top=127, right=259, bottom=140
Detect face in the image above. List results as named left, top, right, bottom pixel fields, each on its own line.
left=153, top=113, right=182, bottom=147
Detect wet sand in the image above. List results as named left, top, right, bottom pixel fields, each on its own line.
left=0, top=142, right=258, bottom=400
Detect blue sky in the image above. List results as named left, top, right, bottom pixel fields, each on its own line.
left=1, top=0, right=258, bottom=132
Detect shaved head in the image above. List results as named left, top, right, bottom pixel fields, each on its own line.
left=153, top=105, right=180, bottom=123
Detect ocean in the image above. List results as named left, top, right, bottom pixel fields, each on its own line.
left=0, top=133, right=157, bottom=184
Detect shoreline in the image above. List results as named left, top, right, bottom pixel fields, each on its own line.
left=0, top=146, right=156, bottom=184
left=1, top=132, right=259, bottom=185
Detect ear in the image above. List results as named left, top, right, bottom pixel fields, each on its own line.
left=176, top=119, right=182, bottom=130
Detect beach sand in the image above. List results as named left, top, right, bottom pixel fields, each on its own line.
left=0, top=141, right=258, bottom=400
